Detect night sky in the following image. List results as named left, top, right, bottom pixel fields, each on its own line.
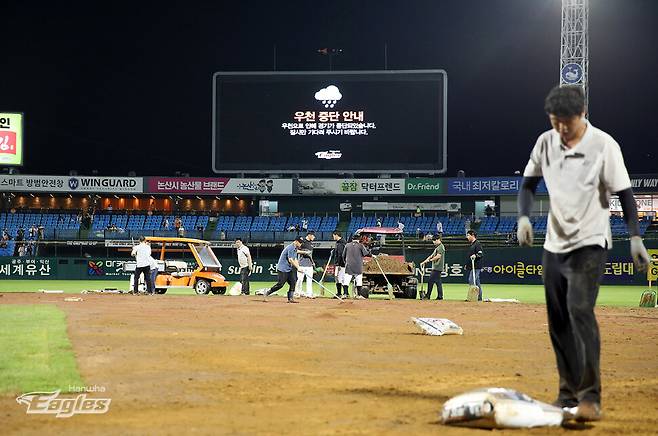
left=2, top=0, right=657, bottom=177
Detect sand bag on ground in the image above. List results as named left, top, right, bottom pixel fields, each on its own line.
left=229, top=282, right=242, bottom=296
left=411, top=318, right=463, bottom=336
left=441, top=387, right=564, bottom=429
left=639, top=290, right=656, bottom=307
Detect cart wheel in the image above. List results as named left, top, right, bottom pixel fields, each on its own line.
left=210, top=287, right=226, bottom=295
left=194, top=279, right=210, bottom=295
left=402, top=285, right=417, bottom=299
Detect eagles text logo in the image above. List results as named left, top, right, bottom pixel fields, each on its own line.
left=16, top=390, right=111, bottom=418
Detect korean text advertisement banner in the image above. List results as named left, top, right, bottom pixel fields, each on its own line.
left=146, top=177, right=293, bottom=195
left=447, top=177, right=548, bottom=195
left=0, top=113, right=23, bottom=166
left=297, top=179, right=405, bottom=195
left=0, top=175, right=143, bottom=193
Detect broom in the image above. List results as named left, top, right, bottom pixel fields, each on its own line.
left=372, top=254, right=395, bottom=300
left=639, top=279, right=657, bottom=308
left=466, top=257, right=480, bottom=302
left=317, top=249, right=333, bottom=297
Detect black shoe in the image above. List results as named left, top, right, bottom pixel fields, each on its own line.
left=287, top=299, right=299, bottom=303
left=575, top=401, right=602, bottom=422
left=552, top=398, right=579, bottom=409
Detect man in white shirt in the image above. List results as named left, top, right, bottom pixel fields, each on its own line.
left=235, top=238, right=253, bottom=295
left=131, top=236, right=153, bottom=294
left=517, top=85, right=650, bottom=423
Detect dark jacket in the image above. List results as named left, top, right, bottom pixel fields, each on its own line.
left=334, top=238, right=347, bottom=267
left=297, top=239, right=314, bottom=267
left=465, top=239, right=484, bottom=270
left=343, top=241, right=369, bottom=275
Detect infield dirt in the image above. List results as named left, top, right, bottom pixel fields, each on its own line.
left=2, top=293, right=657, bottom=435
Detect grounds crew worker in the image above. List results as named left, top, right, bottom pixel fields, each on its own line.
left=131, top=236, right=152, bottom=294
left=465, top=230, right=484, bottom=301
left=517, top=85, right=650, bottom=422
left=235, top=238, right=253, bottom=295
left=342, top=233, right=370, bottom=299
left=295, top=231, right=316, bottom=299
left=265, top=237, right=304, bottom=303
left=420, top=234, right=445, bottom=300
left=332, top=230, right=348, bottom=298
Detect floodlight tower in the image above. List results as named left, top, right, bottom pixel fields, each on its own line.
left=560, top=0, right=589, bottom=112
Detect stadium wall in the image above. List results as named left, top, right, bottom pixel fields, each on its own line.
left=3, top=243, right=654, bottom=285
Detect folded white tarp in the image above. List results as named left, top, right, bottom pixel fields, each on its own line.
left=411, top=317, right=463, bottom=336
left=484, top=298, right=520, bottom=303
left=442, top=388, right=564, bottom=428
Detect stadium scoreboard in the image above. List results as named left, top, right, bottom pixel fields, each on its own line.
left=212, top=70, right=446, bottom=174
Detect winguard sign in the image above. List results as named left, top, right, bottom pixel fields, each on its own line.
left=0, top=175, right=143, bottom=193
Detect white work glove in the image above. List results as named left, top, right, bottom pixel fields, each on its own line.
left=517, top=216, right=534, bottom=247
left=630, top=236, right=651, bottom=272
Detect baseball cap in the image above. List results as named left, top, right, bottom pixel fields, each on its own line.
left=294, top=237, right=304, bottom=243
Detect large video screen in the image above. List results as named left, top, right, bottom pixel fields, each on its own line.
left=0, top=112, right=24, bottom=167
left=212, top=70, right=446, bottom=174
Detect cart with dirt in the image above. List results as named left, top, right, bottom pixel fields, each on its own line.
left=355, top=227, right=418, bottom=299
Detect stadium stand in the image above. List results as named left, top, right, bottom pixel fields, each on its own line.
left=478, top=216, right=499, bottom=235
left=0, top=210, right=653, bottom=255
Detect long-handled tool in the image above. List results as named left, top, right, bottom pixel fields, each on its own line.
left=419, top=265, right=426, bottom=300
left=318, top=249, right=333, bottom=297
left=372, top=254, right=394, bottom=300
left=302, top=269, right=346, bottom=302
left=467, top=257, right=480, bottom=302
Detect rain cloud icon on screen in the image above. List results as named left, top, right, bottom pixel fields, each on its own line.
left=314, top=85, right=342, bottom=108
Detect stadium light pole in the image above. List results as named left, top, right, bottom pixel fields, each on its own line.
left=317, top=48, right=343, bottom=71
left=560, top=0, right=589, bottom=115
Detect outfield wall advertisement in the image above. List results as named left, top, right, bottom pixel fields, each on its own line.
left=0, top=175, right=143, bottom=193
left=2, top=244, right=653, bottom=285
left=2, top=174, right=656, bottom=197
left=145, top=177, right=293, bottom=195
left=297, top=179, right=405, bottom=195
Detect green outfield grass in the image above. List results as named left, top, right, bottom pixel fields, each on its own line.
left=0, top=280, right=651, bottom=306
left=0, top=305, right=84, bottom=395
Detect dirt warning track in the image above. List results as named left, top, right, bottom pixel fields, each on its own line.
left=2, top=293, right=658, bottom=435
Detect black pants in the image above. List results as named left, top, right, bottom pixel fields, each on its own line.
left=543, top=245, right=606, bottom=405
left=133, top=266, right=153, bottom=294
left=426, top=270, right=443, bottom=300
left=266, top=270, right=297, bottom=301
left=239, top=266, right=250, bottom=294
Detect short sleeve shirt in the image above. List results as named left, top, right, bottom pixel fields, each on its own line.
left=523, top=120, right=631, bottom=253
left=297, top=239, right=314, bottom=267
left=431, top=243, right=445, bottom=272
left=276, top=243, right=298, bottom=273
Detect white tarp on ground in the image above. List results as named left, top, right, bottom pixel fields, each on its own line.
left=441, top=388, right=564, bottom=429
left=411, top=318, right=463, bottom=336
left=228, top=282, right=242, bottom=296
